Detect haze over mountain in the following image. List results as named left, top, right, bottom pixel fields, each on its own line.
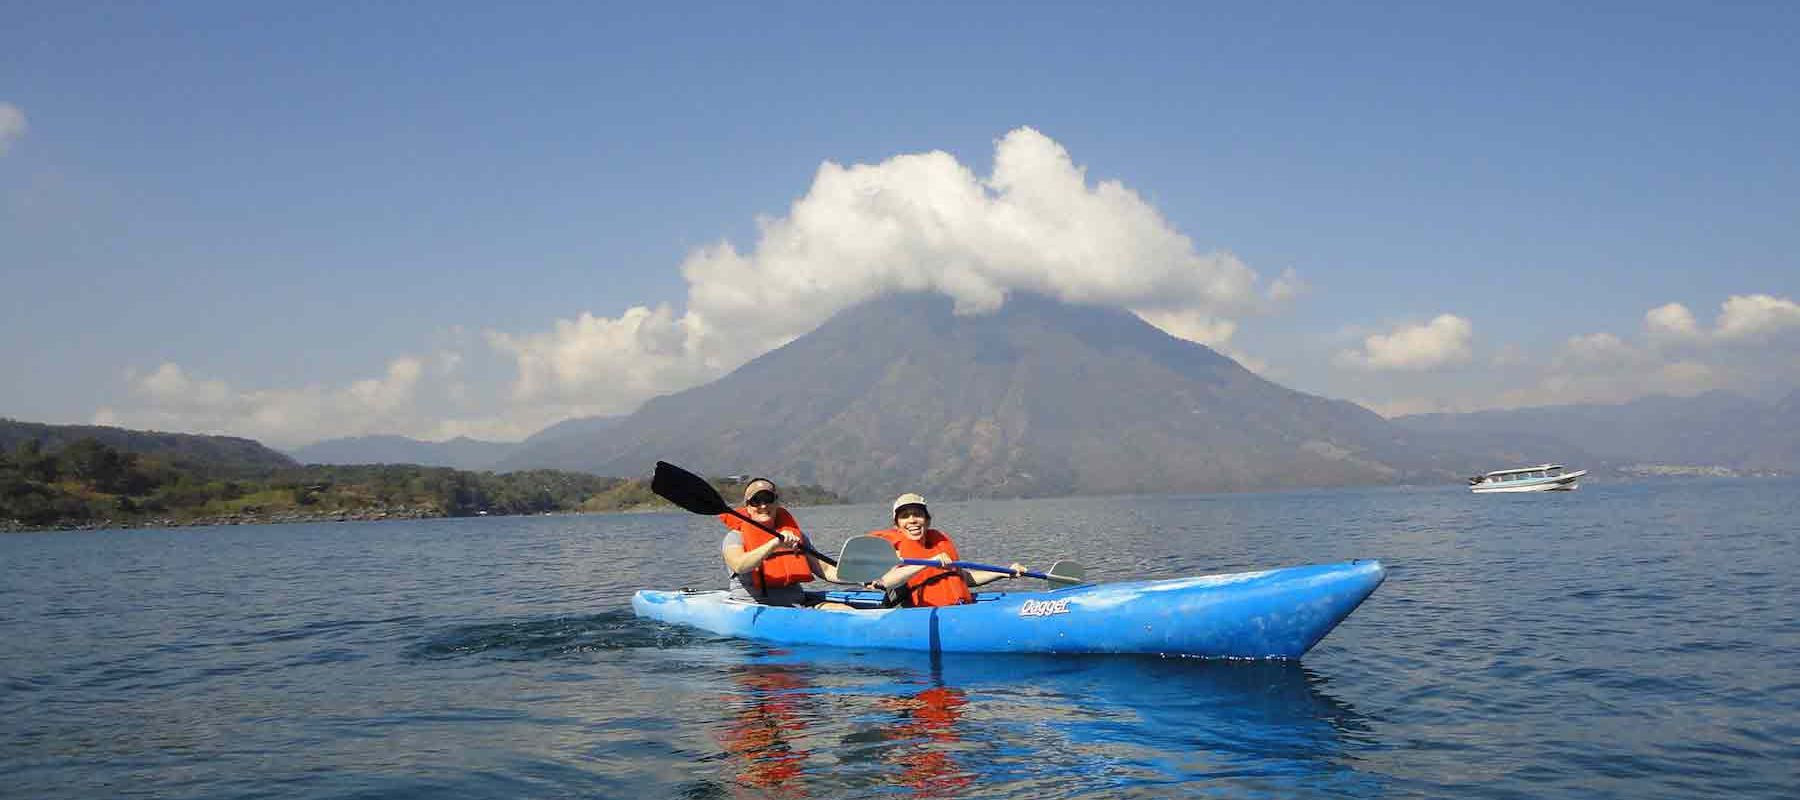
left=289, top=417, right=624, bottom=471
left=289, top=435, right=520, bottom=471
left=1394, top=390, right=1800, bottom=472
left=499, top=293, right=1489, bottom=499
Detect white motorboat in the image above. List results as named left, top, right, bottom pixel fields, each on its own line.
left=1468, top=463, right=1586, bottom=493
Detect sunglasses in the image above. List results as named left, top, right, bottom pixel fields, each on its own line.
left=747, top=492, right=780, bottom=506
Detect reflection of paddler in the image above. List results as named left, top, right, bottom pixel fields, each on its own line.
left=718, top=667, right=812, bottom=797
left=881, top=685, right=973, bottom=797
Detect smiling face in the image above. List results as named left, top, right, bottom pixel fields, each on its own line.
left=745, top=489, right=780, bottom=524
left=894, top=506, right=929, bottom=539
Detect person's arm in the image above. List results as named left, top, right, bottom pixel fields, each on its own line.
left=865, top=552, right=952, bottom=591
left=964, top=562, right=1027, bottom=587
left=806, top=548, right=848, bottom=583
left=721, top=529, right=802, bottom=575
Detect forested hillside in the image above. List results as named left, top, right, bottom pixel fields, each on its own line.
left=1, top=433, right=841, bottom=531
left=0, top=419, right=296, bottom=476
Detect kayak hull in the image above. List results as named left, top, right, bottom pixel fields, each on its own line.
left=631, top=560, right=1385, bottom=659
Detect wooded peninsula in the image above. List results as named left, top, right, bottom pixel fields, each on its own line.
left=0, top=433, right=841, bottom=532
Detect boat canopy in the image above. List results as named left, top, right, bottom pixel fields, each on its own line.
left=1482, top=464, right=1564, bottom=478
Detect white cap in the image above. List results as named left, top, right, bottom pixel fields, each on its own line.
left=891, top=492, right=929, bottom=518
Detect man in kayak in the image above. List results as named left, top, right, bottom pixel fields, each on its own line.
left=864, top=493, right=1025, bottom=607
left=720, top=478, right=837, bottom=606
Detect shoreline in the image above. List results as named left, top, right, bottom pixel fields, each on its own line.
left=2, top=501, right=849, bottom=533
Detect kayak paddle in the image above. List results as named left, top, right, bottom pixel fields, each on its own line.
left=651, top=460, right=838, bottom=567
left=834, top=535, right=1085, bottom=586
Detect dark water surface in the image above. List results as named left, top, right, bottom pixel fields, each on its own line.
left=3, top=478, right=1795, bottom=798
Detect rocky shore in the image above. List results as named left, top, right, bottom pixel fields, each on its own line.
left=3, top=505, right=447, bottom=533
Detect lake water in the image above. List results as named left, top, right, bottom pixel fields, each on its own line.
left=3, top=477, right=1795, bottom=798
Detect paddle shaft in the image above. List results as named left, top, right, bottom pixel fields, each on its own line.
left=895, top=557, right=1063, bottom=583
left=834, top=535, right=1083, bottom=586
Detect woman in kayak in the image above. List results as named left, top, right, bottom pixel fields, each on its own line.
left=720, top=478, right=838, bottom=606
left=864, top=493, right=1025, bottom=607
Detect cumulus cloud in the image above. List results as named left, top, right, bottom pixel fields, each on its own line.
left=1333, top=314, right=1474, bottom=371
left=98, top=128, right=1281, bottom=444
left=1644, top=294, right=1800, bottom=344
left=1716, top=294, right=1800, bottom=341
left=489, top=127, right=1274, bottom=411
left=1528, top=352, right=1718, bottom=407
left=1553, top=332, right=1646, bottom=369
left=97, top=358, right=428, bottom=447
left=1132, top=309, right=1237, bottom=347
left=1364, top=293, right=1800, bottom=415
left=485, top=304, right=715, bottom=406
left=1644, top=302, right=1701, bottom=342
left=0, top=103, right=24, bottom=155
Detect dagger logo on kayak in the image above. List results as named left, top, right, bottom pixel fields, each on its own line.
left=1018, top=599, right=1071, bottom=618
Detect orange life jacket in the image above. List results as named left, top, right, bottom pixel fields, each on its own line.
left=722, top=508, right=813, bottom=592
left=869, top=528, right=973, bottom=607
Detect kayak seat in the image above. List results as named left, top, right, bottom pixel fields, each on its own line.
left=817, top=589, right=890, bottom=609
left=814, top=590, right=1008, bottom=609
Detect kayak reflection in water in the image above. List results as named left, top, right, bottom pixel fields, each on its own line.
left=718, top=664, right=814, bottom=797
left=880, top=684, right=973, bottom=797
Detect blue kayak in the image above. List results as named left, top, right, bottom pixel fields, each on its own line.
left=632, top=560, right=1385, bottom=659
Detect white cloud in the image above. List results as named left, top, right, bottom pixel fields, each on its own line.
left=98, top=128, right=1282, bottom=444
left=1655, top=359, right=1717, bottom=391
left=1643, top=294, right=1800, bottom=345
left=1334, top=314, right=1474, bottom=371
left=1716, top=293, right=1800, bottom=341
left=1134, top=309, right=1237, bottom=347
left=1644, top=302, right=1702, bottom=342
left=100, top=358, right=428, bottom=448
left=484, top=303, right=716, bottom=407
left=1369, top=293, right=1800, bottom=414
left=1553, top=332, right=1645, bottom=368
left=0, top=103, right=25, bottom=155
left=490, top=127, right=1275, bottom=410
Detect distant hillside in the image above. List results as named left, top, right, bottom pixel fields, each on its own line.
left=519, top=415, right=622, bottom=447
left=292, top=435, right=519, bottom=470
left=1393, top=389, right=1800, bottom=472
left=493, top=415, right=624, bottom=471
left=500, top=293, right=1482, bottom=499
left=0, top=419, right=296, bottom=478
left=1, top=426, right=844, bottom=531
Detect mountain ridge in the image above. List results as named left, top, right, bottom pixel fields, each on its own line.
left=0, top=418, right=296, bottom=477
left=500, top=293, right=1471, bottom=498
left=290, top=434, right=520, bottom=471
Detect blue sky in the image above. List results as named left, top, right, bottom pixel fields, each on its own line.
left=4, top=2, right=1797, bottom=447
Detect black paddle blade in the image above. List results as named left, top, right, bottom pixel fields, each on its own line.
left=1044, top=560, right=1086, bottom=585
left=651, top=461, right=731, bottom=516
left=835, top=536, right=899, bottom=584
left=652, top=461, right=839, bottom=568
